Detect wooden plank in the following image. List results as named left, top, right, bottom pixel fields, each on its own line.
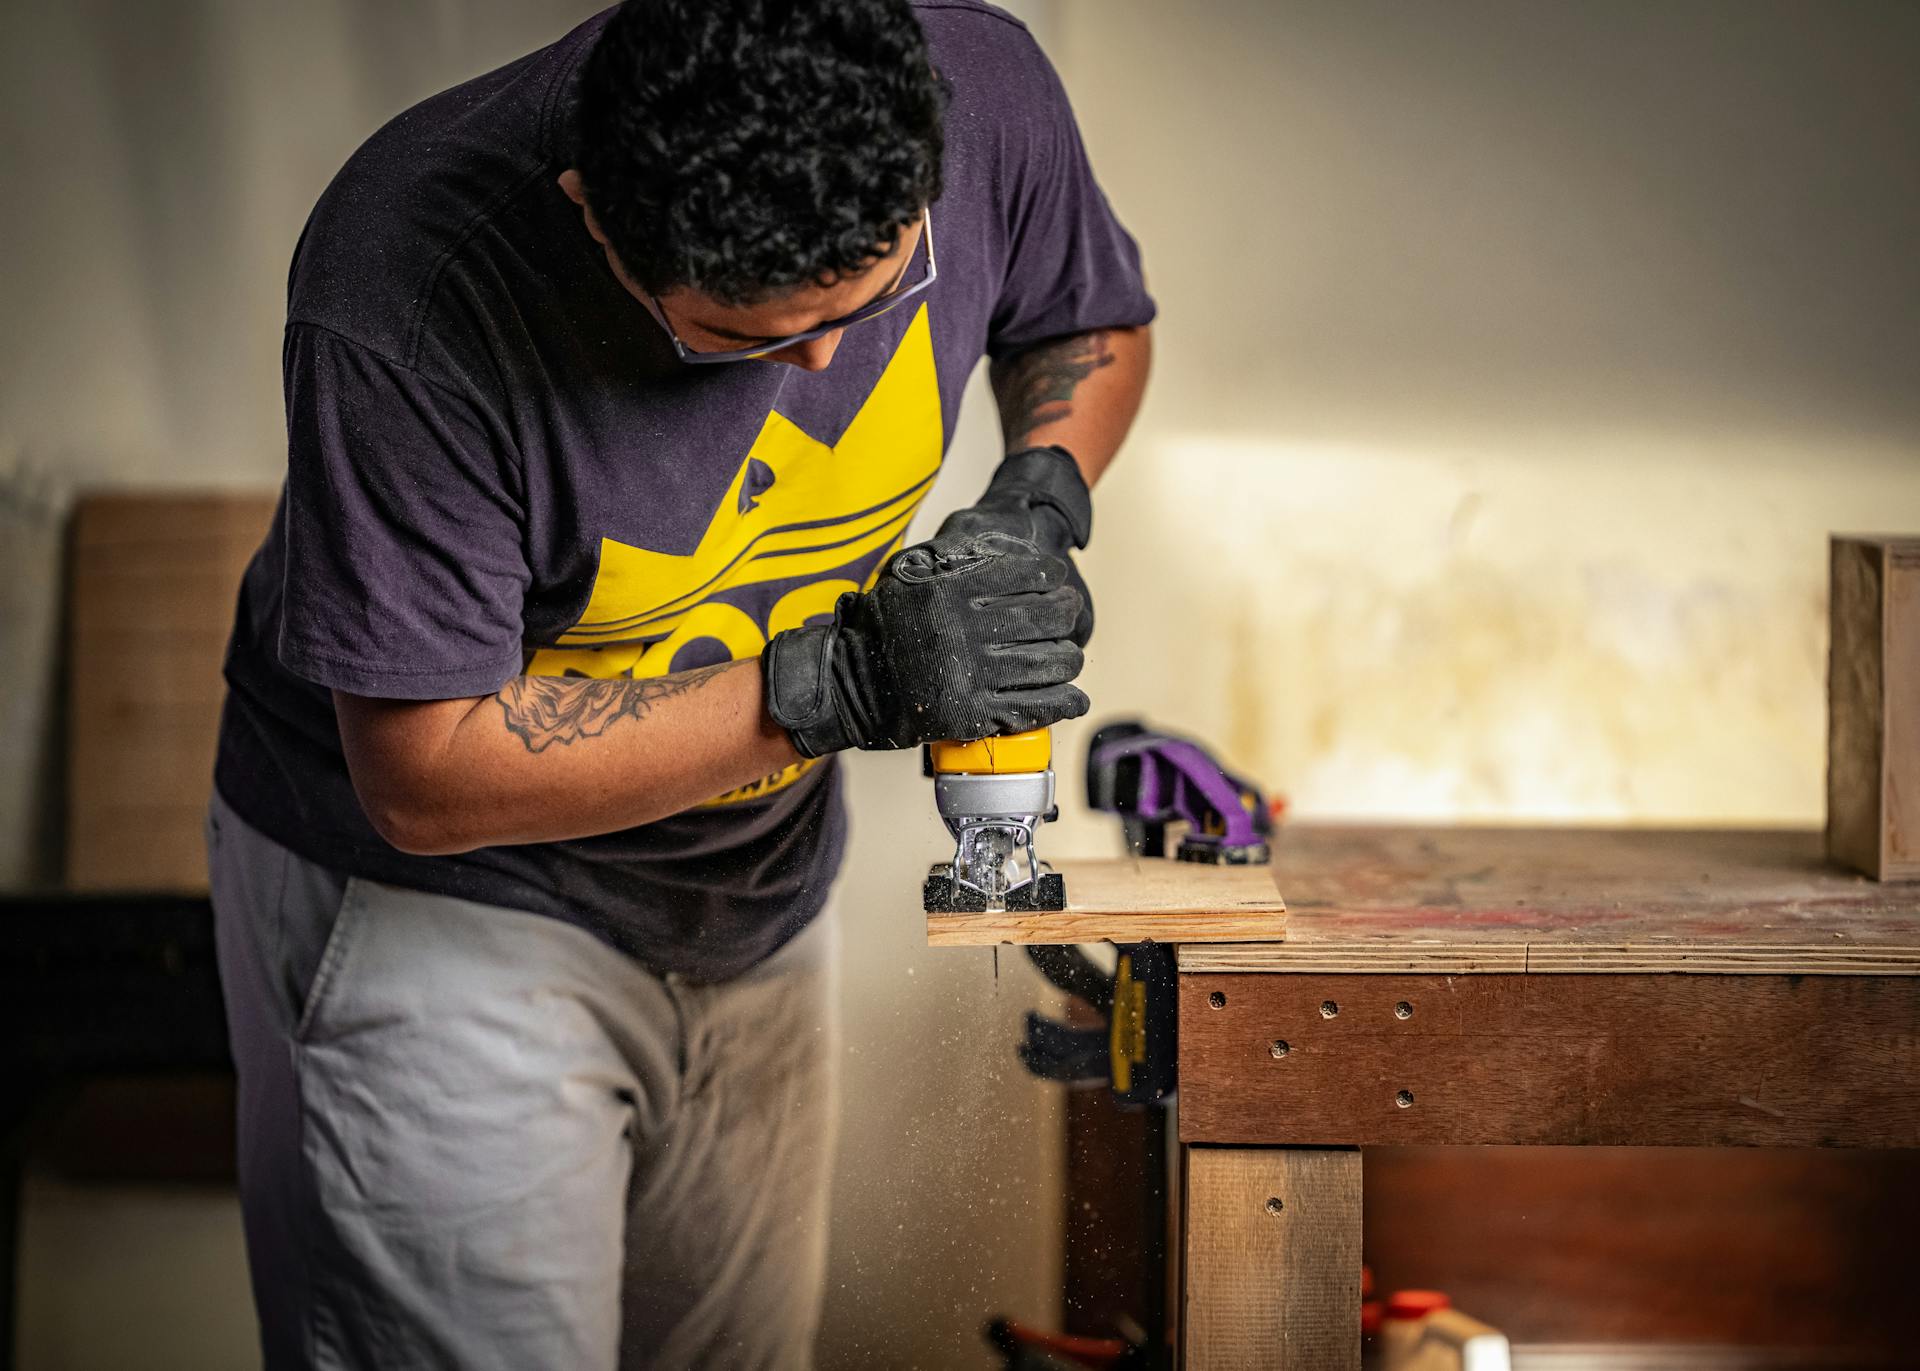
left=1181, top=1146, right=1360, bottom=1370
left=69, top=710, right=241, bottom=797
left=1828, top=535, right=1920, bottom=881
left=1182, top=941, right=1920, bottom=976
left=925, top=857, right=1285, bottom=946
left=70, top=570, right=253, bottom=637
left=69, top=640, right=232, bottom=709
left=1175, top=826, right=1920, bottom=974
left=65, top=815, right=224, bottom=891
left=1364, top=1146, right=1920, bottom=1350
left=1829, top=537, right=1888, bottom=879
left=1178, top=972, right=1920, bottom=1148
left=1889, top=547, right=1920, bottom=873
left=69, top=491, right=281, bottom=548
left=65, top=491, right=277, bottom=891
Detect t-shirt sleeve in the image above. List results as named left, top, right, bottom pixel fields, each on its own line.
left=276, top=323, right=531, bottom=699
left=985, top=29, right=1157, bottom=360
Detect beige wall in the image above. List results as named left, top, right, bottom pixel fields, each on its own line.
left=1036, top=0, right=1920, bottom=848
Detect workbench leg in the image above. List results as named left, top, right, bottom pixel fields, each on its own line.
left=1, top=1153, right=18, bottom=1371
left=1180, top=1145, right=1361, bottom=1371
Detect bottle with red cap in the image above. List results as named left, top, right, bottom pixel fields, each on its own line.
left=1380, top=1290, right=1452, bottom=1369
left=1378, top=1288, right=1510, bottom=1371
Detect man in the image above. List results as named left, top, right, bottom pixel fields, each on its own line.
left=209, top=0, right=1152, bottom=1364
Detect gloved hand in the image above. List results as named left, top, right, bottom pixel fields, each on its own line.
left=935, top=446, right=1096, bottom=646
left=764, top=532, right=1088, bottom=757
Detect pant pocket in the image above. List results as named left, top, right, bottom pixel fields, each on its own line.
left=292, top=875, right=365, bottom=1042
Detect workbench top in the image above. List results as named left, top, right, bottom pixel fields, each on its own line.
left=1179, top=824, right=1920, bottom=974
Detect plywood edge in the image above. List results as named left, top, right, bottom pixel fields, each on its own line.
left=1178, top=943, right=1529, bottom=973
left=1177, top=940, right=1920, bottom=975
left=929, top=909, right=1290, bottom=947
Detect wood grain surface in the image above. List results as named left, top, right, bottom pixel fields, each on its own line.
left=1178, top=971, right=1920, bottom=1148
left=1364, top=1146, right=1920, bottom=1350
left=1891, top=549, right=1920, bottom=877
left=66, top=492, right=276, bottom=890
left=1827, top=536, right=1920, bottom=882
left=1176, top=826, right=1920, bottom=974
left=925, top=857, right=1285, bottom=946
left=1181, top=1146, right=1360, bottom=1371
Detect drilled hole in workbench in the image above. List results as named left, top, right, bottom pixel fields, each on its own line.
left=1396, top=1089, right=1416, bottom=1108
left=1394, top=1001, right=1414, bottom=1020
left=1265, top=1196, right=1284, bottom=1216
left=1208, top=991, right=1226, bottom=1009
left=1269, top=1039, right=1289, bottom=1058
left=1320, top=1000, right=1339, bottom=1019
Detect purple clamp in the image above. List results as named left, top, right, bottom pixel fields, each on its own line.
left=1086, top=721, right=1272, bottom=865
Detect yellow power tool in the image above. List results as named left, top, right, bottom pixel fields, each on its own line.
left=922, top=727, right=1067, bottom=913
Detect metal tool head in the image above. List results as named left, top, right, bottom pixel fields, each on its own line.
left=925, top=768, right=1065, bottom=913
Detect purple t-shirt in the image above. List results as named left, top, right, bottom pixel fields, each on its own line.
left=215, top=0, right=1154, bottom=980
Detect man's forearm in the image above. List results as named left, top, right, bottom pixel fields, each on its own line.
left=989, top=324, right=1151, bottom=488
left=336, top=657, right=802, bottom=855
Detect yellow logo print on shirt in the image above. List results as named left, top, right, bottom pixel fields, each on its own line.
left=527, top=303, right=944, bottom=805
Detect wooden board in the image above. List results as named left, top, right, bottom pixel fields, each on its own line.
left=1828, top=535, right=1920, bottom=881
left=924, top=857, right=1285, bottom=946
left=1176, top=826, right=1920, bottom=975
left=1364, top=1146, right=1920, bottom=1350
left=1181, top=1146, right=1360, bottom=1370
left=1177, top=971, right=1920, bottom=1148
left=66, top=491, right=278, bottom=890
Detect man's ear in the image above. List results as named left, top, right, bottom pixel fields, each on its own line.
left=557, top=169, right=610, bottom=247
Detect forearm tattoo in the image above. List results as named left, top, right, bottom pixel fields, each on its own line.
left=990, top=329, right=1117, bottom=449
left=495, top=661, right=737, bottom=753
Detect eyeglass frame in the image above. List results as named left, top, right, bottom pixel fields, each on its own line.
left=637, top=208, right=937, bottom=365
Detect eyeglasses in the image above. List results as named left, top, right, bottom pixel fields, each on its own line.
left=639, top=208, right=937, bottom=364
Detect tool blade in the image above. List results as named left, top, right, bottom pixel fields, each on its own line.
left=954, top=824, right=1021, bottom=906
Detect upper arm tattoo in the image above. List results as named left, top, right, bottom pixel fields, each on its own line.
left=990, top=329, right=1117, bottom=449
left=495, top=660, right=737, bottom=754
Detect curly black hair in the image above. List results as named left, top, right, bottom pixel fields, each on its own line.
left=574, top=0, right=947, bottom=306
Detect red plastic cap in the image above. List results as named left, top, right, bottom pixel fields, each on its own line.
left=1384, top=1289, right=1452, bottom=1320
left=1360, top=1301, right=1385, bottom=1337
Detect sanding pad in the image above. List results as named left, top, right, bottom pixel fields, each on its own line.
left=922, top=865, right=1067, bottom=914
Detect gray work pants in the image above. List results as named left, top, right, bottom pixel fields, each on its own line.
left=206, top=792, right=839, bottom=1370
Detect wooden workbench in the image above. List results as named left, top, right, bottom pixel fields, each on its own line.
left=928, top=826, right=1920, bottom=1365
left=1174, top=825, right=1920, bottom=1369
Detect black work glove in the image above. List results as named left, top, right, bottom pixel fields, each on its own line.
left=935, top=446, right=1096, bottom=647
left=764, top=531, right=1088, bottom=757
